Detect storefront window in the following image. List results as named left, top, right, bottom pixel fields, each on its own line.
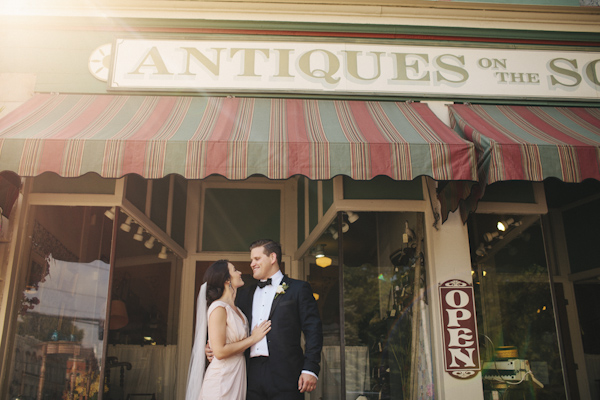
left=306, top=211, right=434, bottom=400
left=469, top=214, right=566, bottom=399
left=6, top=205, right=182, bottom=400
left=105, top=211, right=182, bottom=399
left=8, top=205, right=113, bottom=400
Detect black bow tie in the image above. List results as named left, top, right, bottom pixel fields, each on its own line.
left=257, top=278, right=272, bottom=289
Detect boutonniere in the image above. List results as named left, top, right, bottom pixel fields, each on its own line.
left=275, top=282, right=289, bottom=299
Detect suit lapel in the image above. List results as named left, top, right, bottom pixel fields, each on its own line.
left=268, top=276, right=288, bottom=319
left=246, top=284, right=257, bottom=327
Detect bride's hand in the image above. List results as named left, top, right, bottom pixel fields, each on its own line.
left=251, top=320, right=271, bottom=342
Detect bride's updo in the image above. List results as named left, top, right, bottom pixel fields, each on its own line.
left=204, top=259, right=230, bottom=306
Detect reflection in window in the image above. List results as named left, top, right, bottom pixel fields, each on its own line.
left=306, top=240, right=341, bottom=400
left=105, top=211, right=181, bottom=400
left=470, top=215, right=566, bottom=399
left=307, top=212, right=433, bottom=400
left=9, top=206, right=112, bottom=400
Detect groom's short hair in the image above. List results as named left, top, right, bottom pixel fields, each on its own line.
left=250, top=239, right=282, bottom=266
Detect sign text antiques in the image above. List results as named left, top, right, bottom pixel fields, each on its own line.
left=109, top=39, right=600, bottom=100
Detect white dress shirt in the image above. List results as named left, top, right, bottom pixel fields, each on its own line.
left=250, top=270, right=283, bottom=358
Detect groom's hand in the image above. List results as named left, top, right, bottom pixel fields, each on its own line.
left=205, top=343, right=214, bottom=363
left=298, top=373, right=317, bottom=393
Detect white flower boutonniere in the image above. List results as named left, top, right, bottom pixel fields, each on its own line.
left=275, top=282, right=289, bottom=299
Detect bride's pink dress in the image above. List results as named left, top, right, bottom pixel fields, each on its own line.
left=199, top=300, right=248, bottom=400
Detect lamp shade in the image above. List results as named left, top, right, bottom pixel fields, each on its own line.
left=483, top=231, right=500, bottom=242
left=497, top=218, right=514, bottom=232
left=328, top=226, right=338, bottom=240
left=145, top=236, right=156, bottom=249
left=109, top=300, right=129, bottom=330
left=346, top=211, right=359, bottom=223
left=120, top=216, right=133, bottom=232
left=316, top=256, right=332, bottom=268
left=104, top=207, right=115, bottom=220
left=133, top=226, right=144, bottom=241
left=158, top=246, right=168, bottom=259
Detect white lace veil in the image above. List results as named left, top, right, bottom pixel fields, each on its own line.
left=185, top=282, right=208, bottom=400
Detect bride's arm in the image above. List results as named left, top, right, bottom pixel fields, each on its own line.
left=208, top=307, right=271, bottom=360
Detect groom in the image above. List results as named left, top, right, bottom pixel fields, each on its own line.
left=236, top=239, right=323, bottom=400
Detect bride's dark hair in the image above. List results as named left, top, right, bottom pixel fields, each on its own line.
left=204, top=259, right=231, bottom=306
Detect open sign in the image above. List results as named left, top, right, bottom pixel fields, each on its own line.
left=439, top=279, right=480, bottom=379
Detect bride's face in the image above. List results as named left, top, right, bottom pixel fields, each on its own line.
left=227, top=262, right=244, bottom=289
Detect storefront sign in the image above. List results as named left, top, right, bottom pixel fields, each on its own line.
left=439, top=279, right=480, bottom=379
left=108, top=39, right=600, bottom=100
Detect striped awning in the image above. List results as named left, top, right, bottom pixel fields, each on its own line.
left=449, top=104, right=600, bottom=186
left=0, top=94, right=477, bottom=183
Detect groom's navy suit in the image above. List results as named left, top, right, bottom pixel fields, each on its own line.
left=236, top=275, right=323, bottom=395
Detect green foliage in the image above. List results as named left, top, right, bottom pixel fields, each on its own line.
left=343, top=263, right=380, bottom=346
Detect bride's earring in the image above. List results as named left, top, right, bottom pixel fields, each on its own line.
left=228, top=281, right=233, bottom=290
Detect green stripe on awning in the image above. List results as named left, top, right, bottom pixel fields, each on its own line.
left=449, top=104, right=600, bottom=185
left=0, top=94, right=477, bottom=184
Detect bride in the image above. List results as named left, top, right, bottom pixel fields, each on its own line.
left=186, top=260, right=271, bottom=400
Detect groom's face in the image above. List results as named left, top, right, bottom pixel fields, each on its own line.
left=250, top=246, right=277, bottom=281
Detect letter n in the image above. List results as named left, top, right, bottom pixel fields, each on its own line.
left=448, top=348, right=476, bottom=368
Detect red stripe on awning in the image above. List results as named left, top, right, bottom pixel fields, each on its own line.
left=0, top=94, right=477, bottom=186
left=449, top=104, right=600, bottom=185
left=349, top=101, right=392, bottom=178
left=286, top=99, right=311, bottom=178
left=206, top=98, right=239, bottom=178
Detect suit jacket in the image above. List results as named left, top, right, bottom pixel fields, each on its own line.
left=236, top=275, right=323, bottom=392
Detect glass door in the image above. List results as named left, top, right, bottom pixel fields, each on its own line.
left=8, top=205, right=113, bottom=400
left=469, top=214, right=566, bottom=400
left=305, top=211, right=433, bottom=400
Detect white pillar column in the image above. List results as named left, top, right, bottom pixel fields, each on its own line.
left=425, top=209, right=484, bottom=400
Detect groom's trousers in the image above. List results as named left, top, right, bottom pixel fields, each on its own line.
left=247, top=356, right=304, bottom=400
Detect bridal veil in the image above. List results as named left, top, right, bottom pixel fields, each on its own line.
left=185, top=282, right=207, bottom=400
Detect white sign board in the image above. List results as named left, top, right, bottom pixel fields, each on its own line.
left=109, top=38, right=600, bottom=100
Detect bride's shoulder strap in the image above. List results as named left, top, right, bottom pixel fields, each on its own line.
left=207, top=300, right=228, bottom=315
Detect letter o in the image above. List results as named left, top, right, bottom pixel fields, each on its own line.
left=446, top=290, right=470, bottom=308
left=478, top=58, right=493, bottom=69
